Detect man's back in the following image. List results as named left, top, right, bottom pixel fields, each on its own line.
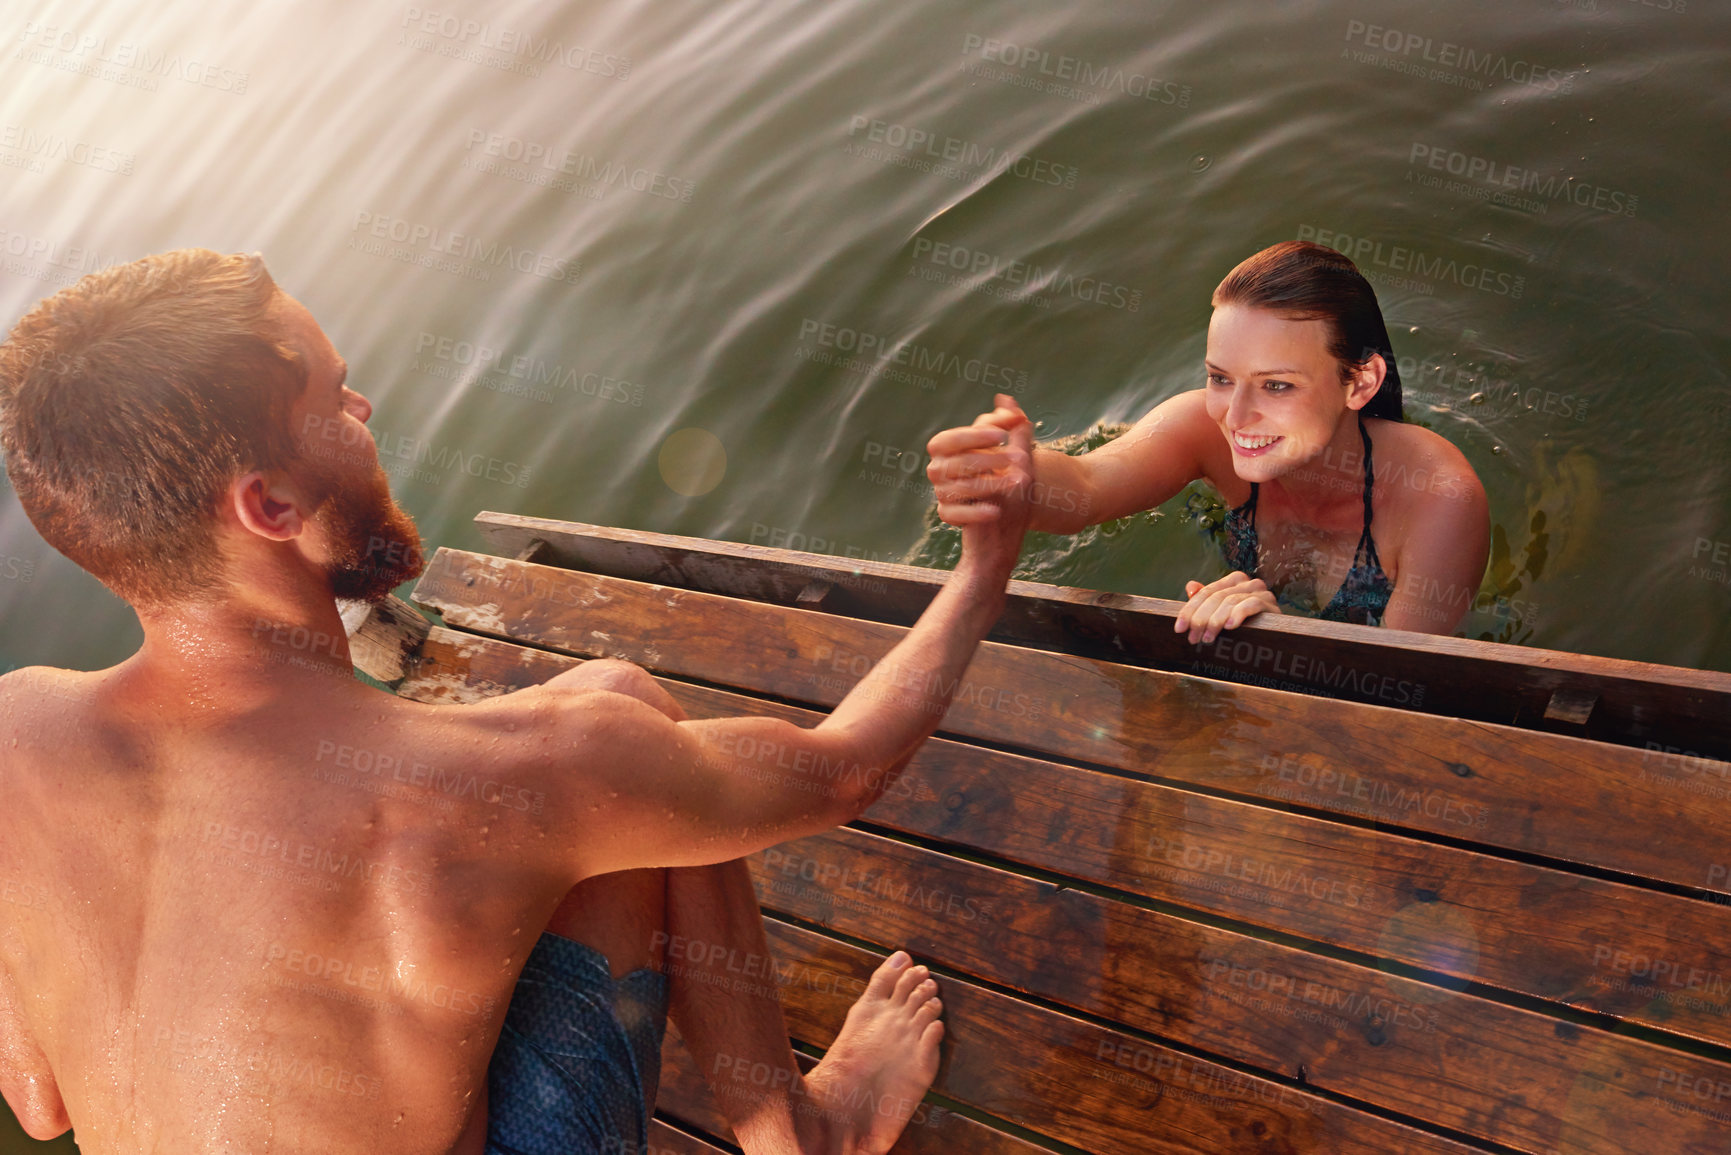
left=0, top=660, right=569, bottom=1155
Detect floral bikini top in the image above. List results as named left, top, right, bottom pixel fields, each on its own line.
left=1220, top=414, right=1394, bottom=626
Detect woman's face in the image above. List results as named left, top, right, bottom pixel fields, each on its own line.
left=1204, top=304, right=1357, bottom=483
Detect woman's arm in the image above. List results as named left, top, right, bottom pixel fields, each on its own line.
left=927, top=391, right=1218, bottom=534
left=1381, top=455, right=1492, bottom=635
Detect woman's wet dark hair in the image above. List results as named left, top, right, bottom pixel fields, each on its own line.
left=1211, top=240, right=1404, bottom=421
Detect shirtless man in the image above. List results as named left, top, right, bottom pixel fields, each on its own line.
left=0, top=249, right=1035, bottom=1154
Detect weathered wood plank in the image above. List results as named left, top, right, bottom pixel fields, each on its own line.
left=761, top=920, right=1489, bottom=1154
left=471, top=513, right=1731, bottom=758
left=648, top=1116, right=738, bottom=1154
left=338, top=593, right=430, bottom=685
left=750, top=827, right=1731, bottom=1154
left=656, top=1025, right=735, bottom=1144
left=410, top=548, right=1731, bottom=896
left=396, top=624, right=574, bottom=703
left=389, top=623, right=1731, bottom=1051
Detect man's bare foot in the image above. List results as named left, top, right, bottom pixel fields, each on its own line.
left=795, top=950, right=944, bottom=1155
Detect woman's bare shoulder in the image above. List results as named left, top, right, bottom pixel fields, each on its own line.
left=1366, top=418, right=1485, bottom=500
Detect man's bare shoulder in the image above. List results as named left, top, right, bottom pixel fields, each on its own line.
left=432, top=677, right=675, bottom=797
left=0, top=664, right=89, bottom=708
left=0, top=665, right=99, bottom=767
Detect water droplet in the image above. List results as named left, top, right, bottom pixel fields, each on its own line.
left=1469, top=392, right=1487, bottom=405
left=1189, top=153, right=1211, bottom=173
left=1491, top=445, right=1504, bottom=455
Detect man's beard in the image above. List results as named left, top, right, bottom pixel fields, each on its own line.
left=310, top=459, right=426, bottom=603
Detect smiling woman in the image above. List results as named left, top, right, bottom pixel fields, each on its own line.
left=925, top=241, right=1491, bottom=640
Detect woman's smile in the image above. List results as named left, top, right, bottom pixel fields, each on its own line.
left=1231, top=430, right=1284, bottom=455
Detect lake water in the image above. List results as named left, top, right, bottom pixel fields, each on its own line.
left=3, top=0, right=1728, bottom=684
left=1, top=0, right=1728, bottom=1148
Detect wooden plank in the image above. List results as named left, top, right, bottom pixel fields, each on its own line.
left=648, top=1117, right=739, bottom=1154
left=656, top=1025, right=1051, bottom=1155
left=410, top=549, right=1731, bottom=895
left=471, top=513, right=1731, bottom=758
left=760, top=920, right=1488, bottom=1155
left=338, top=593, right=430, bottom=685
left=656, top=1025, right=735, bottom=1144
left=388, top=627, right=1731, bottom=1052
left=397, top=624, right=575, bottom=704
left=750, top=827, right=1731, bottom=1154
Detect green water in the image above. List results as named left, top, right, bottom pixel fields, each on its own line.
left=2, top=0, right=1729, bottom=1145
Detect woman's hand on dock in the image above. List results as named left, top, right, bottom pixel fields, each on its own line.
left=1175, top=572, right=1280, bottom=645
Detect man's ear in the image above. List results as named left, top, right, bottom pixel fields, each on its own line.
left=229, top=470, right=309, bottom=542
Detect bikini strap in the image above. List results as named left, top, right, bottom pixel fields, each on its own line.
left=1354, top=413, right=1382, bottom=569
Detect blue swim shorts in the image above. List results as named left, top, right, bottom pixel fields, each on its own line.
left=486, top=932, right=671, bottom=1155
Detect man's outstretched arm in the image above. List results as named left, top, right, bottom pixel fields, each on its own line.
left=540, top=399, right=1034, bottom=879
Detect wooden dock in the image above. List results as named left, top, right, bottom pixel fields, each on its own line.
left=345, top=512, right=1731, bottom=1154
